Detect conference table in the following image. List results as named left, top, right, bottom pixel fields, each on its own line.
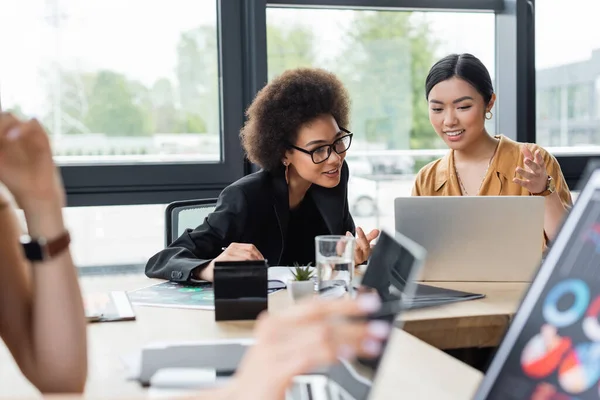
left=403, top=281, right=528, bottom=349
left=0, top=274, right=529, bottom=399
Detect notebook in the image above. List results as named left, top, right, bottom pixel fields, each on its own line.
left=84, top=291, right=136, bottom=323
left=127, top=280, right=285, bottom=311
left=406, top=283, right=485, bottom=309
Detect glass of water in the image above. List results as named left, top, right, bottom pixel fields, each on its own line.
left=315, top=235, right=355, bottom=297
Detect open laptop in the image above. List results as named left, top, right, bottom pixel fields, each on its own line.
left=473, top=167, right=600, bottom=399
left=287, top=230, right=426, bottom=400
left=394, top=196, right=545, bottom=282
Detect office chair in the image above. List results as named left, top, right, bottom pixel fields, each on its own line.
left=165, top=198, right=218, bottom=246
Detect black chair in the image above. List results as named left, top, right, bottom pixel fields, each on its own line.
left=165, top=198, right=217, bottom=246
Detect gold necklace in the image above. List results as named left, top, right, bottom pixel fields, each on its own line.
left=455, top=160, right=490, bottom=196
left=454, top=143, right=499, bottom=196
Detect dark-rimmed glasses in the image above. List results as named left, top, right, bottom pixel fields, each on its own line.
left=288, top=127, right=353, bottom=164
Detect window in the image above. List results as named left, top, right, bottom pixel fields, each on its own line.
left=536, top=0, right=600, bottom=152
left=1, top=0, right=248, bottom=208
left=13, top=204, right=164, bottom=269
left=538, top=87, right=563, bottom=121
left=267, top=7, right=495, bottom=233
left=567, top=84, right=591, bottom=121
left=0, top=0, right=220, bottom=164
left=65, top=205, right=165, bottom=268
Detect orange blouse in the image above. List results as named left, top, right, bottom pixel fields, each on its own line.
left=412, top=135, right=572, bottom=208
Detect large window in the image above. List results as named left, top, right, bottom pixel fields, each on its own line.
left=267, top=7, right=495, bottom=232
left=0, top=0, right=248, bottom=207
left=536, top=0, right=600, bottom=152
left=0, top=0, right=220, bottom=164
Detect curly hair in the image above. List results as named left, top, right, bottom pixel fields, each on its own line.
left=240, top=68, right=350, bottom=171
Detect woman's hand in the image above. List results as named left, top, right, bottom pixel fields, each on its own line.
left=348, top=227, right=380, bottom=265
left=513, top=145, right=548, bottom=194
left=0, top=114, right=65, bottom=210
left=228, top=295, right=390, bottom=400
left=200, top=243, right=264, bottom=281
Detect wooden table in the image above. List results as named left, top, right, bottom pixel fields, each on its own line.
left=0, top=275, right=506, bottom=398
left=371, top=329, right=482, bottom=400
left=402, top=281, right=529, bottom=349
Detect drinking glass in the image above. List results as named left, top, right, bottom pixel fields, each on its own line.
left=315, top=235, right=355, bottom=296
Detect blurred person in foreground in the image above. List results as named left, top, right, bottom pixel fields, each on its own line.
left=0, top=113, right=87, bottom=392
left=193, top=294, right=390, bottom=400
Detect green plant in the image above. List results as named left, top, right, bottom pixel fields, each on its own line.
left=289, top=262, right=314, bottom=281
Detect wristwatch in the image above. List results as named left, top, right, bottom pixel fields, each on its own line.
left=20, top=231, right=71, bottom=262
left=532, top=176, right=555, bottom=197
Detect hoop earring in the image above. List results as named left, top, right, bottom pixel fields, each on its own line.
left=283, top=161, right=289, bottom=183
left=485, top=111, right=493, bottom=120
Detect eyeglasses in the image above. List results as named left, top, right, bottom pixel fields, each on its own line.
left=288, top=128, right=353, bottom=164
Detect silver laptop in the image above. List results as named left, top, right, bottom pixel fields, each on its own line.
left=287, top=230, right=426, bottom=400
left=473, top=168, right=600, bottom=399
left=394, top=196, right=545, bottom=282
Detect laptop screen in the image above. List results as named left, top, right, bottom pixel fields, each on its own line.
left=474, top=180, right=600, bottom=399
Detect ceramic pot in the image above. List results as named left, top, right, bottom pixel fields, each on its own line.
left=288, top=280, right=314, bottom=301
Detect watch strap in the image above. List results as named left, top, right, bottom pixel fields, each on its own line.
left=532, top=176, right=554, bottom=196
left=21, top=231, right=71, bottom=262
left=47, top=231, right=71, bottom=258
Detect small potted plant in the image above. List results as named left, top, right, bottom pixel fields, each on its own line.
left=288, top=262, right=315, bottom=301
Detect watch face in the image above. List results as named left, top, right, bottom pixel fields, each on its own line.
left=22, top=242, right=44, bottom=261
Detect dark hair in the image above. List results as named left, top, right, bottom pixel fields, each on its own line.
left=425, top=53, right=494, bottom=105
left=240, top=68, right=350, bottom=171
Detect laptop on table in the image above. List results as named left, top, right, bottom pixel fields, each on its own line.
left=394, top=196, right=545, bottom=282
left=287, top=230, right=426, bottom=400
left=473, top=167, right=600, bottom=399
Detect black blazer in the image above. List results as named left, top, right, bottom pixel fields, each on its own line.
left=145, top=161, right=356, bottom=282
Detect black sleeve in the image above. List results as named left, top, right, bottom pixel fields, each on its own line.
left=342, top=161, right=356, bottom=235
left=145, top=185, right=249, bottom=282
left=343, top=199, right=356, bottom=236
